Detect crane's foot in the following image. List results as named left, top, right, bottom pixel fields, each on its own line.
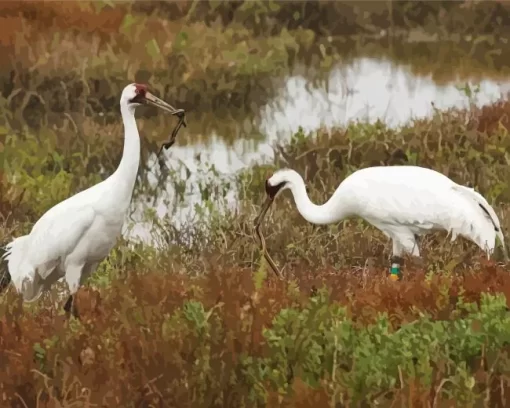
left=63, top=294, right=80, bottom=320
left=389, top=256, right=403, bottom=281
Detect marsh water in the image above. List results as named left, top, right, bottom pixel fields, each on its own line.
left=125, top=56, right=510, bottom=245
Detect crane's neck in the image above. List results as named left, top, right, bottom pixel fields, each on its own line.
left=110, top=104, right=140, bottom=205
left=287, top=177, right=349, bottom=225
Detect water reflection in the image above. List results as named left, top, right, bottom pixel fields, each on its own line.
left=126, top=57, right=510, bottom=245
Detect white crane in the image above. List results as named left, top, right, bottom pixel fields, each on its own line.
left=0, top=83, right=184, bottom=317
left=259, top=166, right=506, bottom=280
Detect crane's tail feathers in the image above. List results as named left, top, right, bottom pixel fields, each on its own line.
left=487, top=208, right=507, bottom=261
left=453, top=185, right=502, bottom=230
left=0, top=242, right=12, bottom=294
left=452, top=185, right=505, bottom=255
left=498, top=230, right=510, bottom=262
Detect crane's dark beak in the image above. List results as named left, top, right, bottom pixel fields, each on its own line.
left=254, top=196, right=274, bottom=228
left=254, top=180, right=287, bottom=226
left=145, top=92, right=187, bottom=127
left=265, top=180, right=286, bottom=199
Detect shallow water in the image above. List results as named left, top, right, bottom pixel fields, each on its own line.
left=126, top=57, right=510, bottom=245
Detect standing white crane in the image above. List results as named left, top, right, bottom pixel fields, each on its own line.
left=256, top=166, right=507, bottom=280
left=0, top=83, right=184, bottom=317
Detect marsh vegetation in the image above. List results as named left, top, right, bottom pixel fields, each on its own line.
left=2, top=1, right=510, bottom=406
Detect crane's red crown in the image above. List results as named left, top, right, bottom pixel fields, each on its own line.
left=129, top=83, right=148, bottom=105
left=134, top=83, right=148, bottom=95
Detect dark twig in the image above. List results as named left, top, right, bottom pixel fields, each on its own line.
left=157, top=110, right=187, bottom=158
left=253, top=197, right=284, bottom=279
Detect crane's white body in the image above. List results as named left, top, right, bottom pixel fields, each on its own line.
left=1, top=84, right=143, bottom=302
left=267, top=166, right=505, bottom=258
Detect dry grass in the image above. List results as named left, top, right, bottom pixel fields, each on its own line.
left=0, top=261, right=509, bottom=407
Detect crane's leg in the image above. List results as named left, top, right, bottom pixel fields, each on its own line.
left=0, top=270, right=11, bottom=294
left=390, top=233, right=420, bottom=281
left=390, top=255, right=403, bottom=281
left=63, top=294, right=76, bottom=318
left=0, top=244, right=13, bottom=294
left=63, top=261, right=99, bottom=319
left=390, top=239, right=404, bottom=281
left=64, top=263, right=85, bottom=319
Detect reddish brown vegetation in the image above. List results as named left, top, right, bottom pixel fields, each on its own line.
left=0, top=1, right=125, bottom=39
left=0, top=175, right=26, bottom=225
left=0, top=260, right=508, bottom=406
left=473, top=99, right=510, bottom=134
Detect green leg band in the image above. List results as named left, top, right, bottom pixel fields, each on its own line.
left=390, top=263, right=400, bottom=275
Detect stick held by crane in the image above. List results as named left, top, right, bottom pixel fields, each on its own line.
left=157, top=107, right=187, bottom=157
left=253, top=182, right=286, bottom=279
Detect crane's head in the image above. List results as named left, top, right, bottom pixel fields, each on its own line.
left=121, top=83, right=184, bottom=116
left=265, top=168, right=300, bottom=199
left=254, top=169, right=297, bottom=231
left=265, top=178, right=286, bottom=200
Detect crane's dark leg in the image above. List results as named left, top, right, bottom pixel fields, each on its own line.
left=0, top=244, right=12, bottom=294
left=63, top=263, right=90, bottom=320
left=63, top=294, right=80, bottom=319
left=63, top=294, right=72, bottom=314
left=0, top=270, right=11, bottom=294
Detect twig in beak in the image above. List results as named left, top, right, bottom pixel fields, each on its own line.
left=253, top=196, right=283, bottom=279
left=142, top=90, right=188, bottom=158
left=157, top=109, right=187, bottom=157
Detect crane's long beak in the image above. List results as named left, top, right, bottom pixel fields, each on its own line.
left=145, top=92, right=187, bottom=125
left=254, top=196, right=274, bottom=228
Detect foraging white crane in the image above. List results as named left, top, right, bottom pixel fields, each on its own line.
left=0, top=83, right=184, bottom=316
left=260, top=166, right=506, bottom=280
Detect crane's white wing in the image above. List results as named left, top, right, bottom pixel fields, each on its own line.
left=13, top=206, right=96, bottom=284
left=452, top=184, right=505, bottom=248
left=2, top=235, right=29, bottom=278
left=341, top=166, right=501, bottom=255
